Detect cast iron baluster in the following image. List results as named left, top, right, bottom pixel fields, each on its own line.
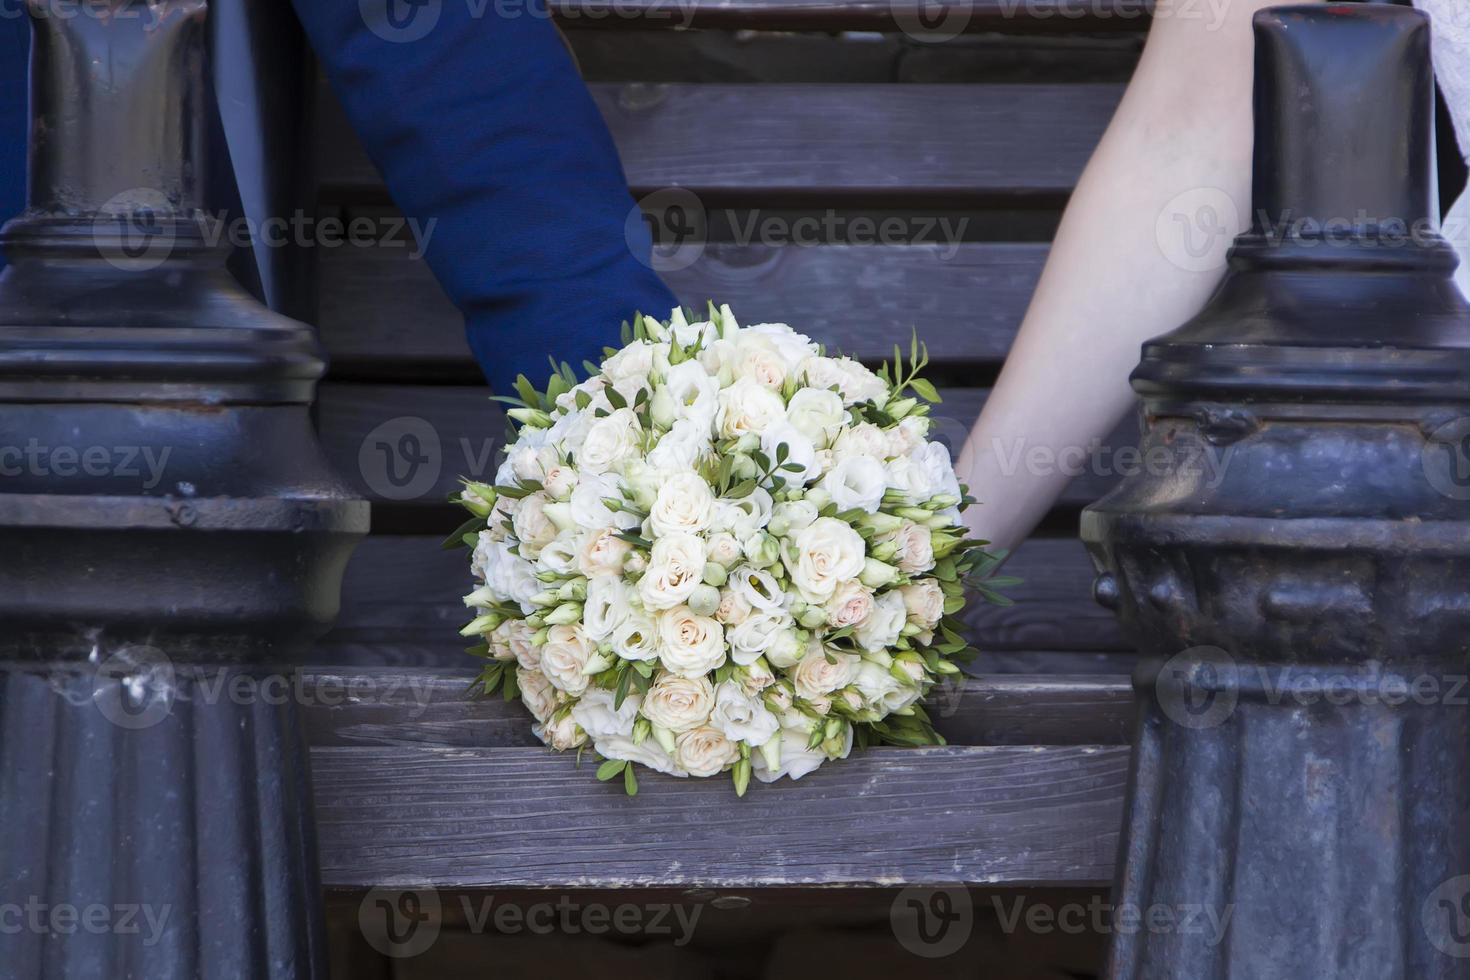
left=0, top=3, right=367, bottom=977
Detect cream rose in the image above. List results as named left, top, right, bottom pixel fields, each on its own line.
left=649, top=470, right=716, bottom=537
left=787, top=517, right=867, bottom=603
left=792, top=645, right=860, bottom=700
left=716, top=587, right=753, bottom=626
left=578, top=527, right=632, bottom=578
left=798, top=355, right=889, bottom=407
left=825, top=579, right=875, bottom=629
left=887, top=416, right=930, bottom=458
left=536, top=714, right=587, bottom=751
left=901, top=579, right=945, bottom=630
left=657, top=606, right=727, bottom=677
left=674, top=726, right=742, bottom=777
left=854, top=590, right=907, bottom=653
left=819, top=455, right=887, bottom=514
left=637, top=532, right=707, bottom=610
left=540, top=624, right=595, bottom=695
left=745, top=322, right=818, bottom=368
left=706, top=532, right=743, bottom=568
left=716, top=377, right=787, bottom=439
left=834, top=421, right=891, bottom=461
left=601, top=340, right=656, bottom=385
left=511, top=492, right=557, bottom=558
left=641, top=674, right=716, bottom=732
left=887, top=520, right=936, bottom=575
left=517, top=667, right=558, bottom=723
left=542, top=461, right=578, bottom=501
left=579, top=408, right=642, bottom=475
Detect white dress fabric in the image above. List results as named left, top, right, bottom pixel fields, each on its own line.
left=1415, top=0, right=1470, bottom=296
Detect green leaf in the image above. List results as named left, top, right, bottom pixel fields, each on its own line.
left=597, top=759, right=627, bottom=781
left=501, top=668, right=520, bottom=701
left=606, top=386, right=628, bottom=410
left=614, top=667, right=633, bottom=710
left=775, top=442, right=789, bottom=464
left=910, top=378, right=941, bottom=403
left=624, top=764, right=639, bottom=796
left=441, top=516, right=485, bottom=549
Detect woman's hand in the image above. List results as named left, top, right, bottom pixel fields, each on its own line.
left=957, top=0, right=1321, bottom=555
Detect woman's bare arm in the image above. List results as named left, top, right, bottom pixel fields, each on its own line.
left=957, top=0, right=1320, bottom=553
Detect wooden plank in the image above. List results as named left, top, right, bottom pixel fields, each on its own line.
left=311, top=744, right=1128, bottom=888
left=297, top=668, right=1134, bottom=750
left=315, top=242, right=1050, bottom=375
left=319, top=533, right=1126, bottom=657
left=316, top=83, right=1123, bottom=199
left=550, top=0, right=1154, bottom=32
left=315, top=383, right=1136, bottom=512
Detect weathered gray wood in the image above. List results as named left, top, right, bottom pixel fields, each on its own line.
left=316, top=383, right=1137, bottom=513
left=315, top=242, right=1049, bottom=375
left=297, top=668, right=1134, bottom=750
left=550, top=0, right=1154, bottom=32
left=320, top=534, right=1127, bottom=657
left=311, top=744, right=1128, bottom=888
left=316, top=83, right=1123, bottom=199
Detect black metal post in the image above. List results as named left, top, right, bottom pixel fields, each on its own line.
left=0, top=3, right=367, bottom=977
left=1084, top=6, right=1470, bottom=978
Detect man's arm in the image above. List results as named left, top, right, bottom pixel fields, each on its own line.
left=291, top=0, right=678, bottom=393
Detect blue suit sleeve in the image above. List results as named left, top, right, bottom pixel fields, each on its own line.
left=290, top=0, right=677, bottom=393
left=0, top=18, right=28, bottom=268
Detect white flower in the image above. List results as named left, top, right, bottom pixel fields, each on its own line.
left=473, top=533, right=541, bottom=614
left=711, top=488, right=773, bottom=540
left=489, top=618, right=534, bottom=664
left=511, top=492, right=557, bottom=558
left=752, top=724, right=852, bottom=782
left=648, top=470, right=716, bottom=537
left=792, top=645, right=860, bottom=700
left=768, top=499, right=818, bottom=537
left=518, top=667, right=558, bottom=723
left=655, top=360, right=720, bottom=429
left=671, top=316, right=720, bottom=350
left=610, top=612, right=660, bottom=662
left=535, top=714, right=587, bottom=751
left=820, top=455, right=887, bottom=514
left=728, top=611, right=794, bottom=666
left=785, top=388, right=846, bottom=448
left=798, top=355, right=889, bottom=407
left=760, top=422, right=818, bottom=486
left=900, top=579, right=945, bottom=630
left=580, top=407, right=642, bottom=475
left=583, top=575, right=633, bottom=642
left=854, top=590, right=907, bottom=652
left=508, top=444, right=549, bottom=483
left=542, top=461, right=578, bottom=500
left=733, top=335, right=790, bottom=388
left=745, top=323, right=819, bottom=368
left=572, top=687, right=642, bottom=739
left=834, top=421, right=891, bottom=461
left=716, top=587, right=753, bottom=626
left=914, top=440, right=964, bottom=501
left=569, top=471, right=636, bottom=531
left=765, top=629, right=803, bottom=669
left=716, top=377, right=787, bottom=439
left=578, top=526, right=632, bottom=578
left=540, top=624, right=595, bottom=695
left=739, top=659, right=776, bottom=695
left=786, top=517, right=867, bottom=603
left=728, top=565, right=785, bottom=612
left=674, top=727, right=742, bottom=777
left=706, top=532, right=743, bottom=567
left=595, top=735, right=687, bottom=777
left=647, top=418, right=712, bottom=472
left=602, top=340, right=656, bottom=385
left=853, top=661, right=901, bottom=707
left=641, top=674, right=716, bottom=732
left=637, top=532, right=707, bottom=610
left=535, top=534, right=580, bottom=577
left=824, top=579, right=875, bottom=629
left=884, top=455, right=935, bottom=501
left=657, top=606, right=727, bottom=677
left=886, top=521, right=936, bottom=575
left=710, top=682, right=779, bottom=746
left=887, top=416, right=930, bottom=458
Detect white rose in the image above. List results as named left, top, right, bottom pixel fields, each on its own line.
left=540, top=624, right=595, bottom=695
left=787, top=517, right=867, bottom=603
left=578, top=527, right=632, bottom=578
left=759, top=422, right=818, bottom=486
left=820, top=455, right=887, bottom=514
left=798, top=355, right=889, bottom=407
left=886, top=520, right=936, bottom=575
left=641, top=674, right=716, bottom=732
left=716, top=587, right=753, bottom=626
left=657, top=606, right=727, bottom=678
left=673, top=726, right=742, bottom=777
left=649, top=470, right=716, bottom=537
left=768, top=499, right=819, bottom=537
left=572, top=687, right=642, bottom=740
left=508, top=444, right=549, bottom=484
left=834, top=421, right=891, bottom=460
left=785, top=388, right=846, bottom=448
left=579, top=407, right=642, bottom=475
left=901, top=579, right=946, bottom=630
left=474, top=534, right=542, bottom=614
left=594, top=734, right=687, bottom=777
left=637, top=532, right=707, bottom=610
left=792, top=646, right=860, bottom=700
left=610, top=612, right=659, bottom=662
left=716, top=377, right=787, bottom=439
left=602, top=340, right=656, bottom=385
left=710, top=682, right=780, bottom=747
left=854, top=590, right=907, bottom=653
left=728, top=611, right=795, bottom=666
left=489, top=618, right=528, bottom=663
left=887, top=416, right=930, bottom=458
left=765, top=629, right=803, bottom=669
left=728, top=565, right=785, bottom=612
left=884, top=455, right=936, bottom=501
left=745, top=323, right=818, bottom=369
left=583, top=575, right=633, bottom=642
left=542, top=461, right=579, bottom=501
left=739, top=658, right=776, bottom=694
left=517, top=667, right=558, bottom=723
left=853, top=661, right=902, bottom=708
left=733, top=336, right=789, bottom=388
left=511, top=492, right=557, bottom=558
left=706, top=532, right=744, bottom=567
left=647, top=417, right=713, bottom=472
left=535, top=714, right=587, bottom=751
left=569, top=472, right=637, bottom=531
left=824, top=579, right=875, bottom=629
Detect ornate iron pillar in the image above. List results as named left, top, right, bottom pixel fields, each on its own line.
left=1084, top=6, right=1470, bottom=977
left=0, top=4, right=367, bottom=977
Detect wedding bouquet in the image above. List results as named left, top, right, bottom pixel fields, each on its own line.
left=451, top=305, right=1009, bottom=794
